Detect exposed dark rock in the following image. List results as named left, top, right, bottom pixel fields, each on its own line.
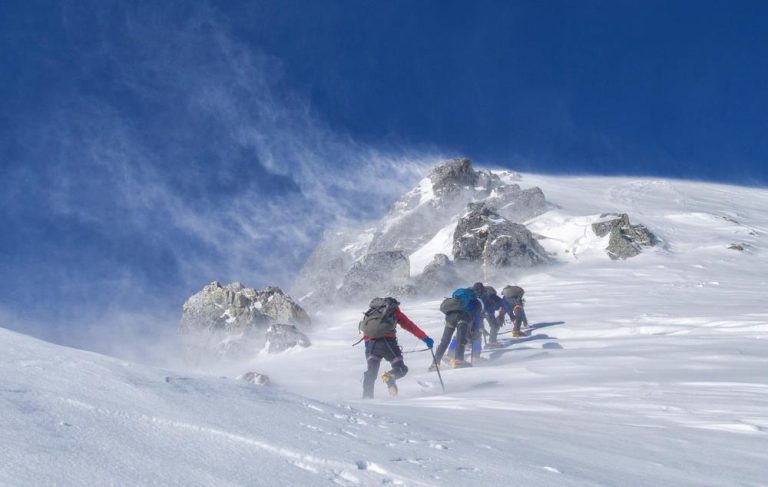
left=592, top=213, right=657, bottom=260
left=264, top=324, right=312, bottom=353
left=453, top=203, right=551, bottom=268
left=728, top=243, right=745, bottom=251
left=429, top=158, right=479, bottom=195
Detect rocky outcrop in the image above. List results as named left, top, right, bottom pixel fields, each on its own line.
left=255, top=286, right=311, bottom=327
left=453, top=203, right=551, bottom=268
left=591, top=213, right=656, bottom=260
left=180, top=281, right=310, bottom=362
left=264, top=324, right=311, bottom=353
left=237, top=371, right=271, bottom=386
left=429, top=158, right=480, bottom=195
left=412, top=254, right=462, bottom=291
left=180, top=282, right=269, bottom=336
left=337, top=250, right=411, bottom=301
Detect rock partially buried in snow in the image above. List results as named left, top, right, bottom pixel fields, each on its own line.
left=264, top=324, right=312, bottom=353
left=237, top=371, right=271, bottom=386
left=453, top=202, right=551, bottom=268
left=591, top=213, right=657, bottom=260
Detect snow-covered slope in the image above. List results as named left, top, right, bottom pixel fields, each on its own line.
left=4, top=174, right=768, bottom=486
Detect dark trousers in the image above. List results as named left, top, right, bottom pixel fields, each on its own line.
left=434, top=312, right=469, bottom=364
left=485, top=312, right=501, bottom=343
left=363, top=337, right=408, bottom=398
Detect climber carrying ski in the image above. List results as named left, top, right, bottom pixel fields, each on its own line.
left=359, top=297, right=433, bottom=398
left=497, top=285, right=529, bottom=337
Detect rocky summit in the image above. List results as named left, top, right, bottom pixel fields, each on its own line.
left=291, top=158, right=552, bottom=305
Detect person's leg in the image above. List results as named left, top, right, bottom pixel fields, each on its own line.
left=486, top=312, right=500, bottom=343
left=512, top=305, right=525, bottom=336
left=362, top=340, right=383, bottom=398
left=433, top=324, right=456, bottom=364
left=453, top=320, right=469, bottom=362
left=382, top=338, right=408, bottom=379
left=471, top=328, right=482, bottom=359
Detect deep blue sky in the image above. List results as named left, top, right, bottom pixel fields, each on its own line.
left=1, top=1, right=767, bottom=348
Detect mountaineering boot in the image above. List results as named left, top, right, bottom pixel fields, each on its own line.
left=381, top=372, right=398, bottom=396
left=450, top=358, right=471, bottom=369
left=511, top=330, right=522, bottom=338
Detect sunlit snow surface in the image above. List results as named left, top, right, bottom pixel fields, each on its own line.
left=3, top=174, right=768, bottom=486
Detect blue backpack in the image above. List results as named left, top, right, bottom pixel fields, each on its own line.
left=451, top=288, right=477, bottom=312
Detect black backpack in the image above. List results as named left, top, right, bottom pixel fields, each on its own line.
left=359, top=297, right=400, bottom=338
left=484, top=286, right=502, bottom=307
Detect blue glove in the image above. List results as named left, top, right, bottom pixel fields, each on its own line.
left=423, top=337, right=434, bottom=349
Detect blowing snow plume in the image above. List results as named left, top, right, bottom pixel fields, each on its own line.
left=0, top=2, right=441, bottom=363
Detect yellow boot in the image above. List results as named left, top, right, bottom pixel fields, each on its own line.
left=381, top=372, right=398, bottom=396
left=450, top=358, right=471, bottom=368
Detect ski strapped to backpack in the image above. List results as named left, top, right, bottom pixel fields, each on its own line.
left=359, top=297, right=400, bottom=338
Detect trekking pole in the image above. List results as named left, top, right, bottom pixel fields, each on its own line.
left=429, top=348, right=446, bottom=393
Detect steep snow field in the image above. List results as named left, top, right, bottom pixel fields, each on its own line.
left=3, top=174, right=768, bottom=486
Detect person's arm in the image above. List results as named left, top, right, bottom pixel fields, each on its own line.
left=394, top=308, right=427, bottom=340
